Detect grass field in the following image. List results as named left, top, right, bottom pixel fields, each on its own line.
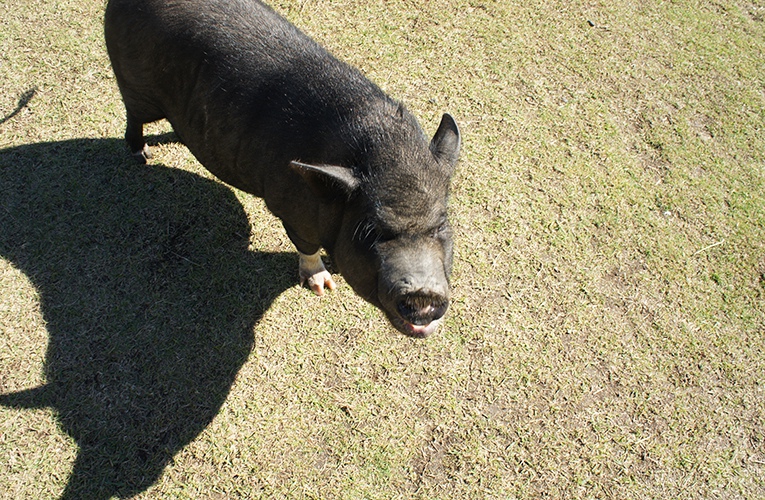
left=1, top=0, right=764, bottom=498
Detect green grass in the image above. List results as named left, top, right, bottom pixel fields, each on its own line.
left=2, top=0, right=764, bottom=498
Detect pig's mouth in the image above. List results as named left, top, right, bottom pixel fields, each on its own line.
left=387, top=314, right=442, bottom=338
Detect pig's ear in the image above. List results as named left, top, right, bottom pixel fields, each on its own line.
left=430, top=113, right=461, bottom=167
left=290, top=161, right=360, bottom=199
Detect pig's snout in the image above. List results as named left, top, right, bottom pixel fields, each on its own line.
left=396, top=292, right=448, bottom=326
left=376, top=241, right=453, bottom=338
left=382, top=279, right=450, bottom=338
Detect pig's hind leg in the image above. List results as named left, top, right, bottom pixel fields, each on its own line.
left=125, top=112, right=152, bottom=164
left=121, top=91, right=164, bottom=164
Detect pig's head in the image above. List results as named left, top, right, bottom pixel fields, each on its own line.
left=292, top=112, right=460, bottom=338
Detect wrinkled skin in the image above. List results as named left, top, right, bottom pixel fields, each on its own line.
left=105, top=0, right=460, bottom=337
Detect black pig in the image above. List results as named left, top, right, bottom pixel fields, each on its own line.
left=104, top=0, right=460, bottom=338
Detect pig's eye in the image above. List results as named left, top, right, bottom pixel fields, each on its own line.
left=374, top=226, right=396, bottom=244
left=355, top=219, right=377, bottom=243
left=433, top=222, right=449, bottom=239
left=355, top=218, right=394, bottom=246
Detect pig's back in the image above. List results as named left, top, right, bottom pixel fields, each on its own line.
left=105, top=0, right=390, bottom=194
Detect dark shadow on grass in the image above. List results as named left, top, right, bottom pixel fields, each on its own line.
left=0, top=137, right=296, bottom=499
left=0, top=87, right=37, bottom=125
left=145, top=130, right=180, bottom=147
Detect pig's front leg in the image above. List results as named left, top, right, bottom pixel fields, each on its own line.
left=299, top=251, right=336, bottom=296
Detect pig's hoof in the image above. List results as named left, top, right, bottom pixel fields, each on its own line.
left=303, top=270, right=337, bottom=296
left=131, top=144, right=152, bottom=164
left=299, top=251, right=336, bottom=296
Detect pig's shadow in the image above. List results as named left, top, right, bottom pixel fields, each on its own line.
left=0, top=137, right=296, bottom=499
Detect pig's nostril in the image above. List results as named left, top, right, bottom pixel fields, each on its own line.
left=397, top=296, right=448, bottom=325
left=397, top=301, right=419, bottom=321
left=431, top=301, right=448, bottom=321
